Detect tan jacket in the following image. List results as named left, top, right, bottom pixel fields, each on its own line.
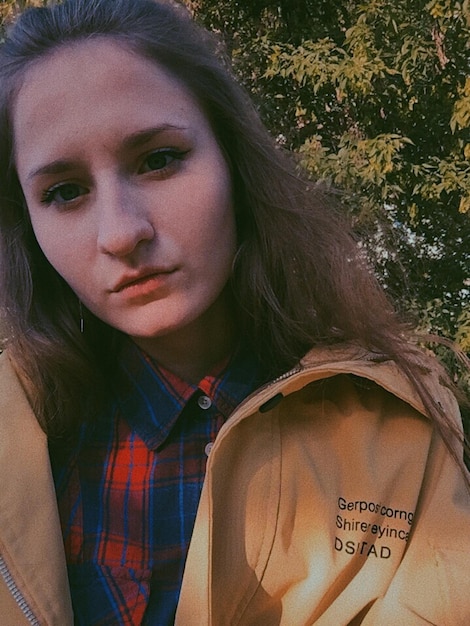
left=0, top=344, right=469, bottom=625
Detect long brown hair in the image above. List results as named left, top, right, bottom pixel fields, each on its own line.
left=0, top=0, right=467, bottom=473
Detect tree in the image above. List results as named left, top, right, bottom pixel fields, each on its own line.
left=189, top=0, right=470, bottom=407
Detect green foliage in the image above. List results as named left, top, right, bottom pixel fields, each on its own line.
left=190, top=0, right=470, bottom=436
left=191, top=0, right=470, bottom=354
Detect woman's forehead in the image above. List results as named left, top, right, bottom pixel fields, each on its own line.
left=12, top=39, right=209, bottom=176
left=14, top=37, right=187, bottom=107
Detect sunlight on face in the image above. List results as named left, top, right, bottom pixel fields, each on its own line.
left=14, top=39, right=237, bottom=354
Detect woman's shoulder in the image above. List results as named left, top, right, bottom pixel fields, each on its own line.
left=0, top=349, right=42, bottom=437
left=0, top=348, right=23, bottom=393
left=298, top=341, right=458, bottom=416
left=0, top=348, right=25, bottom=390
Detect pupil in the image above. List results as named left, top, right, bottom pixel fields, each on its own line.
left=148, top=153, right=167, bottom=170
left=60, top=184, right=78, bottom=201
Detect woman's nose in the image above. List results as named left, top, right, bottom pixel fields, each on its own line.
left=96, top=182, right=154, bottom=257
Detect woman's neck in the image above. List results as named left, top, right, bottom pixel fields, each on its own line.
left=131, top=295, right=236, bottom=384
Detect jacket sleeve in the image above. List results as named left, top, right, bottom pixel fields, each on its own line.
left=363, top=394, right=470, bottom=626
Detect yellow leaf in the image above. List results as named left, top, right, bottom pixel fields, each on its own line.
left=458, top=196, right=470, bottom=213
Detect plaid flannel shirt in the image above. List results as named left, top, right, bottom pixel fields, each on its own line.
left=49, top=339, right=264, bottom=625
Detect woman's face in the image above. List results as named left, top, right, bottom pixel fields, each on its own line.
left=13, top=40, right=236, bottom=346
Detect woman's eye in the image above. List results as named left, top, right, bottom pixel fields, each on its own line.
left=140, top=149, right=186, bottom=174
left=41, top=182, right=86, bottom=205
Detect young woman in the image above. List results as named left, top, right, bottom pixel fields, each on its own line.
left=0, top=0, right=468, bottom=624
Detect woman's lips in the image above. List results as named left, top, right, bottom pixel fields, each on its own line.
left=113, top=267, right=174, bottom=291
left=112, top=269, right=176, bottom=302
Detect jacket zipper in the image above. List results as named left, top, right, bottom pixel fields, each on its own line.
left=267, top=365, right=302, bottom=386
left=238, top=365, right=303, bottom=409
left=0, top=555, right=40, bottom=625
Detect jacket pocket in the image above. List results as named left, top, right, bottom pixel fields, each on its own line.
left=360, top=544, right=470, bottom=626
left=394, top=545, right=468, bottom=626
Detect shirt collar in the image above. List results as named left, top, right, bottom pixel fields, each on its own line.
left=115, top=338, right=265, bottom=450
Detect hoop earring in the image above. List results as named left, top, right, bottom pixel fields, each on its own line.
left=79, top=300, right=84, bottom=334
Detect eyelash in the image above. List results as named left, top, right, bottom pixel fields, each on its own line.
left=139, top=148, right=188, bottom=174
left=39, top=148, right=189, bottom=206
left=40, top=182, right=86, bottom=205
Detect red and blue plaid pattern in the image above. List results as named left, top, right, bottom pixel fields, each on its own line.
left=49, top=340, right=264, bottom=625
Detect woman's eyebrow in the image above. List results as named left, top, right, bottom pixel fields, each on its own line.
left=25, top=124, right=189, bottom=182
left=121, top=124, right=189, bottom=151
left=27, top=159, right=76, bottom=182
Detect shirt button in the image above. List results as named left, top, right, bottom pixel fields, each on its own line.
left=198, top=395, right=212, bottom=410
left=205, top=442, right=214, bottom=456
